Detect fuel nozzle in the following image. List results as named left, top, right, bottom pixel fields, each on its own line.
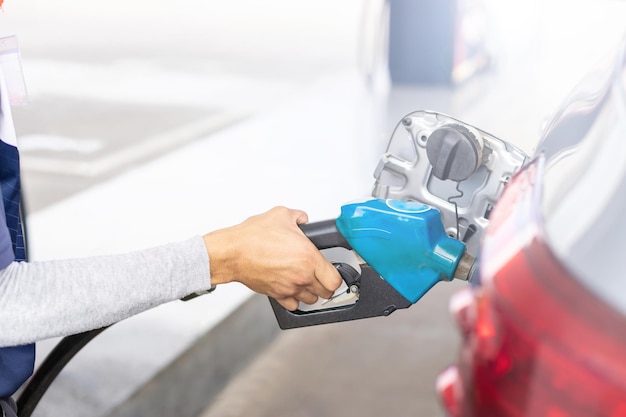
left=269, top=199, right=479, bottom=329
left=337, top=199, right=474, bottom=304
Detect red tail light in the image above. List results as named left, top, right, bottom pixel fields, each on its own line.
left=438, top=159, right=626, bottom=416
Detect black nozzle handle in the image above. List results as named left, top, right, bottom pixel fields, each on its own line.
left=269, top=265, right=412, bottom=329
left=299, top=219, right=352, bottom=250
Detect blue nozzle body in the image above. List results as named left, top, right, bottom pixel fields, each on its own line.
left=336, top=199, right=465, bottom=303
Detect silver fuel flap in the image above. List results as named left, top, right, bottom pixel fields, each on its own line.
left=372, top=110, right=528, bottom=258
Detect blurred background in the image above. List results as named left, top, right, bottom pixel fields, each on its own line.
left=1, top=1, right=626, bottom=416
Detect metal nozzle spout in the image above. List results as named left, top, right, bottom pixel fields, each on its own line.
left=453, top=252, right=475, bottom=281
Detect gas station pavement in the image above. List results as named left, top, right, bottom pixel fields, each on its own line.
left=198, top=283, right=466, bottom=417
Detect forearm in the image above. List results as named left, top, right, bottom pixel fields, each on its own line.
left=0, top=236, right=211, bottom=347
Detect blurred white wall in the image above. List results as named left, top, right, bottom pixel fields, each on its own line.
left=0, top=0, right=365, bottom=80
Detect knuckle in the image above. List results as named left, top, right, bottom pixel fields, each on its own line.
left=284, top=285, right=301, bottom=297
left=271, top=205, right=289, bottom=215
left=294, top=275, right=311, bottom=287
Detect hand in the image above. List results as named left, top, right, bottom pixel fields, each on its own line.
left=203, top=207, right=342, bottom=311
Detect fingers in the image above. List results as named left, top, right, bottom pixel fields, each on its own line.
left=275, top=289, right=317, bottom=311
left=314, top=258, right=343, bottom=297
left=303, top=269, right=337, bottom=300
left=276, top=297, right=299, bottom=311
left=276, top=290, right=324, bottom=311
left=290, top=257, right=342, bottom=303
left=298, top=214, right=342, bottom=299
left=284, top=207, right=341, bottom=299
left=296, top=288, right=319, bottom=305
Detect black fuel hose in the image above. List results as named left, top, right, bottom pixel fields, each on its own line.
left=16, top=327, right=109, bottom=417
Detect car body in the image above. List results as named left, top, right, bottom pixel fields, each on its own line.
left=437, top=35, right=626, bottom=416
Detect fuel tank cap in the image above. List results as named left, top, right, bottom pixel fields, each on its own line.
left=426, top=123, right=483, bottom=181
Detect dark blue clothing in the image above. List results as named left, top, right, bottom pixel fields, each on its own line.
left=0, top=140, right=25, bottom=265
left=0, top=139, right=35, bottom=398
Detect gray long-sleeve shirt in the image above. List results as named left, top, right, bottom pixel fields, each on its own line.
left=0, top=236, right=212, bottom=347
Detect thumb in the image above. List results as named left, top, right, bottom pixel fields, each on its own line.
left=290, top=209, right=309, bottom=226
